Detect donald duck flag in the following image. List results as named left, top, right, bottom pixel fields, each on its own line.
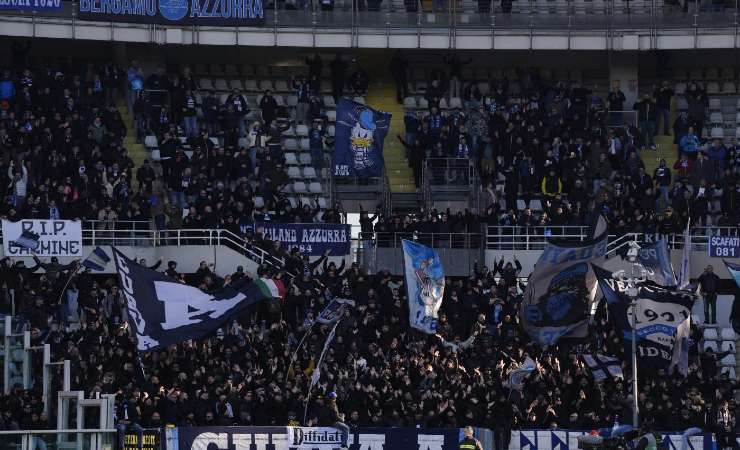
left=332, top=98, right=392, bottom=178
left=403, top=239, right=445, bottom=334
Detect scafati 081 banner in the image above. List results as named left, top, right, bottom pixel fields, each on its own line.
left=78, top=0, right=264, bottom=26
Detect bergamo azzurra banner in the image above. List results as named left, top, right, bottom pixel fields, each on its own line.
left=78, top=0, right=264, bottom=25
left=0, top=0, right=61, bottom=11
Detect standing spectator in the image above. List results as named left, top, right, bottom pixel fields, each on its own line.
left=330, top=54, right=349, bottom=102
left=259, top=90, right=279, bottom=129
left=224, top=89, right=250, bottom=138
left=653, top=81, right=674, bottom=136
left=308, top=121, right=326, bottom=176
left=443, top=54, right=472, bottom=99
left=653, top=159, right=672, bottom=202
left=7, top=160, right=29, bottom=208
left=292, top=76, right=311, bottom=125
left=389, top=51, right=408, bottom=104
left=634, top=93, right=657, bottom=150
left=685, top=82, right=707, bottom=138
left=182, top=89, right=199, bottom=138
left=126, top=61, right=144, bottom=114
left=679, top=126, right=700, bottom=157
left=202, top=91, right=220, bottom=134
left=607, top=85, right=626, bottom=126
left=698, top=265, right=720, bottom=324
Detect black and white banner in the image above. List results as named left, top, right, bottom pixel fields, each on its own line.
left=112, top=248, right=272, bottom=351
left=582, top=354, right=623, bottom=381
left=595, top=266, right=695, bottom=373
left=2, top=219, right=82, bottom=257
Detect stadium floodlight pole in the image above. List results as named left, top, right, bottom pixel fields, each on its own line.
left=613, top=240, right=647, bottom=429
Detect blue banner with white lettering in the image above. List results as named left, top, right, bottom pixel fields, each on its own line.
left=256, top=222, right=350, bottom=256
left=708, top=235, right=740, bottom=258
left=724, top=260, right=740, bottom=289
left=78, top=0, right=264, bottom=25
left=332, top=99, right=391, bottom=178
left=0, top=0, right=61, bottom=11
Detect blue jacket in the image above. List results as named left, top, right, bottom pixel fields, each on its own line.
left=679, top=134, right=700, bottom=153
left=0, top=79, right=14, bottom=100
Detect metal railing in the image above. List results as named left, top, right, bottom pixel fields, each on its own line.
left=2, top=0, right=739, bottom=47
left=0, top=429, right=117, bottom=450
left=371, top=231, right=483, bottom=248
left=424, top=158, right=476, bottom=189
left=485, top=225, right=740, bottom=251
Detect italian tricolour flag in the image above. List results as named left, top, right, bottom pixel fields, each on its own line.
left=254, top=277, right=286, bottom=299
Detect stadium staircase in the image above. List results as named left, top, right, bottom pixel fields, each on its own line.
left=117, top=101, right=148, bottom=190
left=363, top=56, right=417, bottom=196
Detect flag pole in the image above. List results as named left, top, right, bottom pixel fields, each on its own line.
left=286, top=321, right=315, bottom=383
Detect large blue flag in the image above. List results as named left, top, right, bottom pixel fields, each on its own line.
left=402, top=240, right=445, bottom=334
left=332, top=99, right=391, bottom=178
left=724, top=260, right=740, bottom=289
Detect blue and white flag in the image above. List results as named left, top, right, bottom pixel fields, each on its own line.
left=677, top=221, right=691, bottom=290
left=82, top=246, right=111, bottom=271
left=332, top=99, right=391, bottom=178
left=724, top=260, right=740, bottom=289
left=520, top=222, right=608, bottom=346
left=402, top=239, right=445, bottom=334
left=316, top=298, right=355, bottom=324
left=14, top=230, right=40, bottom=251
left=503, top=357, right=536, bottom=391
left=310, top=321, right=339, bottom=388
left=582, top=354, right=623, bottom=381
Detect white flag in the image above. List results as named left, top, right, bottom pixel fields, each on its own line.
left=310, top=321, right=339, bottom=388
left=677, top=221, right=691, bottom=290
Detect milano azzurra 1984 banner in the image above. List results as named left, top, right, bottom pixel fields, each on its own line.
left=78, top=0, right=264, bottom=26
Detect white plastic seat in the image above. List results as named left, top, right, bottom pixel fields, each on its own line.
left=676, top=97, right=689, bottom=111
left=438, top=98, right=449, bottom=109
left=327, top=125, right=335, bottom=137
left=293, top=181, right=308, bottom=194
left=720, top=354, right=736, bottom=366
left=284, top=153, right=298, bottom=165
left=308, top=182, right=323, bottom=194
left=674, top=83, right=687, bottom=95
left=703, top=340, right=719, bottom=352
left=324, top=96, right=337, bottom=109
left=720, top=328, right=737, bottom=340
left=229, top=79, right=244, bottom=91
left=710, top=112, right=724, bottom=124
left=274, top=80, right=289, bottom=92
left=213, top=79, right=229, bottom=91
left=418, top=98, right=429, bottom=109
left=317, top=197, right=328, bottom=209
left=710, top=127, right=724, bottom=139
left=706, top=82, right=720, bottom=94
left=144, top=135, right=158, bottom=148
left=721, top=340, right=736, bottom=353
left=274, top=95, right=285, bottom=106
left=709, top=98, right=722, bottom=110
left=721, top=82, right=736, bottom=94
left=283, top=139, right=299, bottom=151
left=353, top=96, right=366, bottom=105
left=244, top=79, right=259, bottom=92
left=299, top=138, right=311, bottom=150
left=286, top=95, right=299, bottom=107
left=299, top=153, right=313, bottom=165
left=449, top=97, right=463, bottom=109
left=281, top=126, right=296, bottom=137
left=303, top=167, right=317, bottom=179
left=259, top=80, right=273, bottom=92
left=326, top=111, right=337, bottom=122
left=295, top=124, right=309, bottom=137
left=287, top=166, right=302, bottom=179
left=199, top=78, right=214, bottom=90
left=704, top=328, right=719, bottom=340
left=721, top=366, right=736, bottom=380
left=254, top=196, right=264, bottom=208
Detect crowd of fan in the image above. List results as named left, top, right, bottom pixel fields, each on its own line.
left=390, top=57, right=740, bottom=232
left=0, top=250, right=737, bottom=449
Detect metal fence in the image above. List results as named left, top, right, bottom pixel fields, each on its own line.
left=372, top=231, right=483, bottom=248
left=0, top=429, right=117, bottom=450
left=1, top=0, right=739, bottom=38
